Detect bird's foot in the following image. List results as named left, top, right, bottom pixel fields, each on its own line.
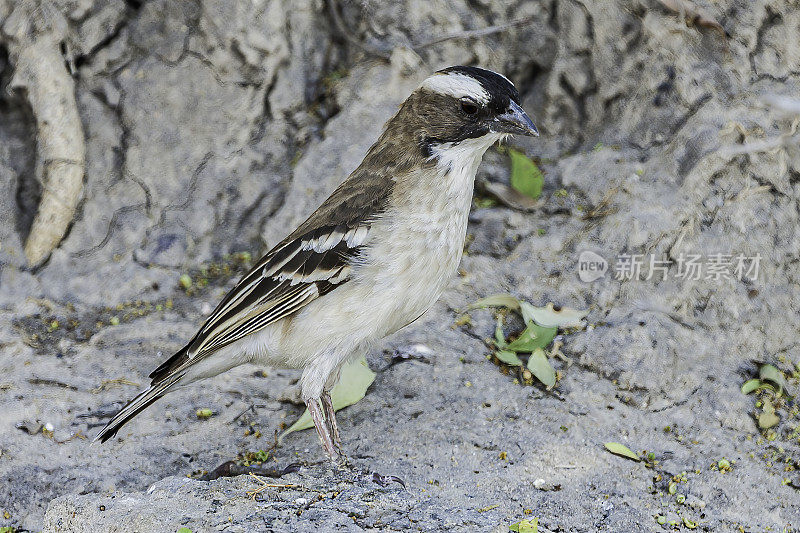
left=198, top=461, right=301, bottom=481
left=364, top=470, right=406, bottom=488
left=336, top=462, right=405, bottom=488
left=327, top=449, right=348, bottom=468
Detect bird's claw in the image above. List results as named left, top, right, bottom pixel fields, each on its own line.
left=370, top=471, right=406, bottom=488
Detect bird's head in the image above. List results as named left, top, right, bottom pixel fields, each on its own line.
left=406, top=66, right=538, bottom=158
left=364, top=66, right=538, bottom=174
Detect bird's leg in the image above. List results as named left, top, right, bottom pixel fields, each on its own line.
left=321, top=390, right=341, bottom=451
left=306, top=397, right=343, bottom=464
left=313, top=394, right=402, bottom=487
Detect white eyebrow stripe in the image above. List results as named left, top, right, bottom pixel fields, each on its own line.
left=420, top=73, right=490, bottom=104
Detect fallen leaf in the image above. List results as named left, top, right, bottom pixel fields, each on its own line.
left=604, top=442, right=641, bottom=462
left=759, top=364, right=786, bottom=396
left=519, top=301, right=588, bottom=328
left=196, top=408, right=214, bottom=419
left=509, top=517, right=539, bottom=533
left=506, top=323, right=557, bottom=352
left=496, top=350, right=524, bottom=367
left=468, top=294, right=522, bottom=312
left=495, top=316, right=508, bottom=348
left=509, top=148, right=544, bottom=200
left=279, top=354, right=375, bottom=443
left=526, top=348, right=556, bottom=388
left=740, top=378, right=761, bottom=395
left=481, top=181, right=539, bottom=211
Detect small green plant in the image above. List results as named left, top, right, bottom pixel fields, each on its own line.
left=468, top=295, right=587, bottom=388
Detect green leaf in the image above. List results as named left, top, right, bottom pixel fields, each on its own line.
left=604, top=442, right=641, bottom=462
left=526, top=348, right=556, bottom=388
left=279, top=354, right=375, bottom=443
left=195, top=408, right=213, bottom=419
left=494, top=316, right=507, bottom=348
left=519, top=302, right=588, bottom=329
left=496, top=350, right=523, bottom=367
left=509, top=518, right=538, bottom=533
left=177, top=528, right=192, bottom=533
left=467, top=294, right=521, bottom=312
left=741, top=378, right=761, bottom=395
left=506, top=323, right=557, bottom=352
left=759, top=364, right=786, bottom=396
left=508, top=148, right=544, bottom=200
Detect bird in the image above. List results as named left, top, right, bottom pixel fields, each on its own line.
left=94, top=66, right=538, bottom=463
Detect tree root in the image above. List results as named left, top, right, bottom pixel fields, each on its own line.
left=2, top=1, right=86, bottom=267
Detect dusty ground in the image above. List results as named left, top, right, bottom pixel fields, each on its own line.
left=1, top=0, right=799, bottom=531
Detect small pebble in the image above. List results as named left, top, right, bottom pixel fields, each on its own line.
left=408, top=343, right=433, bottom=356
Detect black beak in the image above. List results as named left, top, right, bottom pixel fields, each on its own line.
left=491, top=100, right=539, bottom=137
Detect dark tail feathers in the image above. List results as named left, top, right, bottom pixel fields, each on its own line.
left=93, top=375, right=180, bottom=443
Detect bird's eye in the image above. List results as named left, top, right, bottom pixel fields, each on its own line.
left=460, top=98, right=479, bottom=115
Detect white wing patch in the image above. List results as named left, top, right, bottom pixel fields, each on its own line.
left=420, top=72, right=490, bottom=104
left=345, top=225, right=370, bottom=247
left=301, top=224, right=370, bottom=252
left=305, top=230, right=343, bottom=253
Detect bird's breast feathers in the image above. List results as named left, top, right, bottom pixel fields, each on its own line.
left=267, top=134, right=502, bottom=366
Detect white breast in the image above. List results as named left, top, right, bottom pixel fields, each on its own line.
left=337, top=133, right=505, bottom=338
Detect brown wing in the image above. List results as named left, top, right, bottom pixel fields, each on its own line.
left=148, top=171, right=393, bottom=383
